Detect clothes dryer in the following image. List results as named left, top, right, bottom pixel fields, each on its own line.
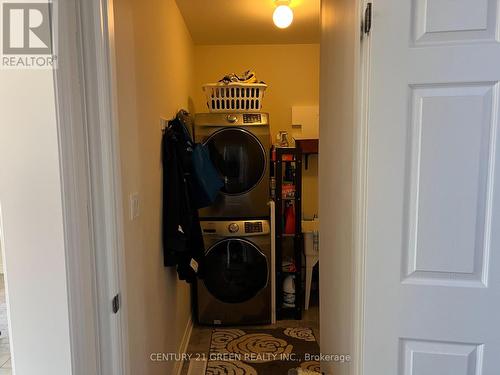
left=194, top=113, right=271, bottom=219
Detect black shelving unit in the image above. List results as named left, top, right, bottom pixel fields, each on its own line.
left=272, top=147, right=303, bottom=320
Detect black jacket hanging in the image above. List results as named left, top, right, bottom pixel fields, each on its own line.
left=162, top=110, right=205, bottom=282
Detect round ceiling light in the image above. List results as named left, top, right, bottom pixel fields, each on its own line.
left=273, top=4, right=294, bottom=29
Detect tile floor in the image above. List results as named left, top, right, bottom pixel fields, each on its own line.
left=180, top=299, right=320, bottom=375
left=0, top=277, right=11, bottom=375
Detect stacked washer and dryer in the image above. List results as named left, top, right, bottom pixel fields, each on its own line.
left=194, top=112, right=272, bottom=325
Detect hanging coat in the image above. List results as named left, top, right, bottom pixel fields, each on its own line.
left=162, top=111, right=205, bottom=282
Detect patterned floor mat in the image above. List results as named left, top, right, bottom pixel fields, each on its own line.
left=205, top=327, right=320, bottom=374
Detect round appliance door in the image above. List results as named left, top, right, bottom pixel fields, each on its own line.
left=203, top=238, right=268, bottom=304
left=205, top=128, right=266, bottom=195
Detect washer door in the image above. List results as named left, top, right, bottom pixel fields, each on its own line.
left=203, top=238, right=268, bottom=304
left=205, top=128, right=266, bottom=195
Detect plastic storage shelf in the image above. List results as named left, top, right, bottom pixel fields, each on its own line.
left=271, top=147, right=303, bottom=320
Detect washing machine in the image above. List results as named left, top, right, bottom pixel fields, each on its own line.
left=197, top=219, right=272, bottom=325
left=194, top=113, right=271, bottom=219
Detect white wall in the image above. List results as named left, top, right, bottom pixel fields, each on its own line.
left=0, top=70, right=72, bottom=374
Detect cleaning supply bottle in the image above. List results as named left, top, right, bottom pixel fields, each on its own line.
left=284, top=202, right=296, bottom=234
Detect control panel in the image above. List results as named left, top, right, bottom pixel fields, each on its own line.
left=243, top=113, right=262, bottom=124
left=201, top=220, right=270, bottom=237
left=195, top=113, right=269, bottom=128
left=244, top=221, right=263, bottom=234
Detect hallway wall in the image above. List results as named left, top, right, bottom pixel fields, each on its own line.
left=0, top=69, right=72, bottom=374
left=319, top=0, right=360, bottom=374
left=113, top=0, right=195, bottom=373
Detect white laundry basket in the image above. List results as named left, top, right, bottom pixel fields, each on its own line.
left=203, top=83, right=267, bottom=113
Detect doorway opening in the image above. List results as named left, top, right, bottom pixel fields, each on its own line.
left=112, top=0, right=324, bottom=374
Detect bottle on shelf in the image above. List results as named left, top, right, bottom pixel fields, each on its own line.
left=284, top=201, right=296, bottom=234
left=283, top=275, right=296, bottom=308
left=278, top=131, right=290, bottom=147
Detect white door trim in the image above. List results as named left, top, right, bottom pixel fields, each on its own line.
left=54, top=0, right=129, bottom=374
left=353, top=1, right=372, bottom=374
left=53, top=0, right=101, bottom=373
left=319, top=0, right=368, bottom=373
left=56, top=0, right=371, bottom=374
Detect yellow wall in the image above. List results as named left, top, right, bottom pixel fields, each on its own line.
left=193, top=44, right=320, bottom=217
left=113, top=0, right=195, bottom=373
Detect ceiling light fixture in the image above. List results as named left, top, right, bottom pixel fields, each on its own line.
left=273, top=0, right=294, bottom=29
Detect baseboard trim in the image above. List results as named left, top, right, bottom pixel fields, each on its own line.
left=187, top=357, right=207, bottom=375
left=174, top=314, right=194, bottom=375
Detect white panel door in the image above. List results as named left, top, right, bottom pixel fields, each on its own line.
left=365, top=0, right=500, bottom=374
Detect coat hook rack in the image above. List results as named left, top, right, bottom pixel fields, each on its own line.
left=160, top=117, right=169, bottom=132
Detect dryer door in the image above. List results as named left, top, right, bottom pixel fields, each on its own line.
left=205, top=128, right=266, bottom=195
left=203, top=238, right=268, bottom=303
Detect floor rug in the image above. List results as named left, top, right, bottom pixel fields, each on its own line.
left=205, top=328, right=320, bottom=375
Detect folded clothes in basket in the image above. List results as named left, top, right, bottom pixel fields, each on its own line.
left=219, top=70, right=266, bottom=85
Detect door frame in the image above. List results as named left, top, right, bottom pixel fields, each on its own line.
left=319, top=0, right=369, bottom=374
left=353, top=1, right=372, bottom=372
left=54, top=0, right=129, bottom=374
left=55, top=0, right=371, bottom=374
